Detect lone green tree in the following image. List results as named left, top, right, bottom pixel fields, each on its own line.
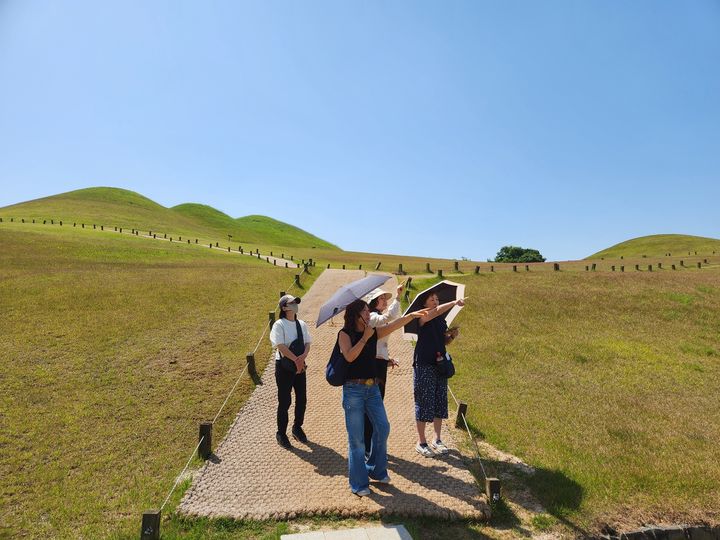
left=492, top=246, right=546, bottom=263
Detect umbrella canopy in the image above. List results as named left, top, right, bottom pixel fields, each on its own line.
left=402, top=280, right=465, bottom=340
left=316, top=274, right=391, bottom=327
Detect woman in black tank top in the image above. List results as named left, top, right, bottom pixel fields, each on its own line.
left=337, top=298, right=426, bottom=496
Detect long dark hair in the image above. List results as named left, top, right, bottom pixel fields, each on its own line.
left=343, top=299, right=367, bottom=330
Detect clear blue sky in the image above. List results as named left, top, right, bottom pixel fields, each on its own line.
left=1, top=1, right=718, bottom=261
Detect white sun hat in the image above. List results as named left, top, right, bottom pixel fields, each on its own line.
left=364, top=288, right=393, bottom=304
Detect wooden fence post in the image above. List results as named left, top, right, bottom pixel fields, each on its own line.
left=359, top=264, right=362, bottom=270
left=269, top=311, right=275, bottom=327
left=485, top=478, right=501, bottom=503
left=697, top=262, right=702, bottom=269
left=513, top=265, right=517, bottom=272
left=585, top=265, right=589, bottom=271
left=672, top=264, right=676, bottom=270
left=294, top=274, right=300, bottom=286
left=437, top=269, right=443, bottom=278
left=426, top=263, right=431, bottom=273
left=475, top=266, right=480, bottom=274
left=454, top=261, right=459, bottom=272
left=648, top=265, right=652, bottom=272
left=199, top=422, right=212, bottom=460
left=398, top=263, right=403, bottom=274
left=525, top=265, right=529, bottom=272
left=140, top=510, right=161, bottom=540
left=490, top=265, right=494, bottom=272
left=611, top=266, right=615, bottom=271
left=375, top=262, right=381, bottom=270
left=554, top=263, right=559, bottom=271
left=635, top=265, right=639, bottom=271
left=621, top=266, right=625, bottom=272
left=591, top=263, right=596, bottom=271
left=455, top=402, right=467, bottom=429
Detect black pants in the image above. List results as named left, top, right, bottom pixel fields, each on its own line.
left=364, top=359, right=388, bottom=453
left=275, top=361, right=307, bottom=435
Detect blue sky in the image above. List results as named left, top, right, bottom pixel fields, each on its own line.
left=1, top=1, right=718, bottom=261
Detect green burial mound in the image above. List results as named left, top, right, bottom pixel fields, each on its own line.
left=589, top=234, right=720, bottom=260
left=0, top=186, right=338, bottom=249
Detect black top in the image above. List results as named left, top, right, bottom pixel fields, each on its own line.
left=342, top=328, right=378, bottom=380
left=414, top=317, right=447, bottom=366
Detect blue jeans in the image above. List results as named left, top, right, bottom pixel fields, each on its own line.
left=342, top=382, right=390, bottom=492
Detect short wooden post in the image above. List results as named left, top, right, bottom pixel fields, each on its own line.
left=74, top=222, right=76, bottom=227
left=199, top=422, right=212, bottom=460
left=554, top=263, right=559, bottom=271
left=525, top=264, right=529, bottom=272
left=648, top=265, right=652, bottom=272
left=247, top=352, right=259, bottom=383
left=585, top=265, right=589, bottom=271
left=93, top=224, right=96, bottom=229
left=187, top=240, right=190, bottom=244
left=359, top=264, right=362, bottom=270
left=704, top=259, right=708, bottom=264
left=195, top=239, right=198, bottom=244
left=437, top=269, right=443, bottom=278
left=455, top=402, right=467, bottom=429
left=169, top=237, right=172, bottom=242
left=209, top=243, right=212, bottom=248
left=240, top=247, right=243, bottom=254
left=485, top=478, right=501, bottom=503
left=635, top=264, right=639, bottom=271
left=153, top=234, right=156, bottom=238
left=291, top=255, right=294, bottom=260
left=591, top=263, right=596, bottom=271
left=216, top=242, right=219, bottom=247
left=178, top=236, right=181, bottom=241
left=120, top=227, right=123, bottom=233
left=426, top=263, right=431, bottom=273
left=680, top=260, right=684, bottom=267
left=58, top=220, right=61, bottom=225
left=697, top=262, right=702, bottom=269
left=164, top=233, right=166, bottom=238
left=294, top=274, right=300, bottom=286
left=10, top=218, right=13, bottom=222
left=285, top=262, right=288, bottom=268
left=327, top=263, right=330, bottom=269
left=672, top=264, right=676, bottom=270
left=375, top=262, right=381, bottom=270
left=398, top=263, right=403, bottom=274
left=513, top=265, right=517, bottom=272
left=228, top=247, right=231, bottom=252
left=621, top=265, right=625, bottom=272
left=658, top=263, right=662, bottom=269
left=273, top=259, right=276, bottom=266
left=454, top=261, right=459, bottom=271
left=490, top=265, right=494, bottom=272
left=475, top=265, right=480, bottom=274
left=101, top=225, right=103, bottom=231
left=611, top=265, right=615, bottom=271
left=270, top=251, right=273, bottom=256
left=140, top=510, right=161, bottom=540
left=281, top=253, right=284, bottom=258
left=269, top=311, right=275, bottom=327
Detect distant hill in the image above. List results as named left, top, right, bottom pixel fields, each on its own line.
left=589, top=234, right=720, bottom=259
left=0, top=187, right=339, bottom=249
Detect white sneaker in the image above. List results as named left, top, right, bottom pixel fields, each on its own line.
left=353, top=487, right=372, bottom=497
left=430, top=440, right=449, bottom=454
left=415, top=443, right=434, bottom=457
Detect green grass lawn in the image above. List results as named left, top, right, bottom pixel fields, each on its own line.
left=0, top=224, right=314, bottom=539
left=420, top=268, right=720, bottom=532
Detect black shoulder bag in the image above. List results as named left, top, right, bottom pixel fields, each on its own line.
left=280, top=319, right=305, bottom=373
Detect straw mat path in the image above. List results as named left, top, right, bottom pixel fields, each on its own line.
left=178, top=269, right=490, bottom=521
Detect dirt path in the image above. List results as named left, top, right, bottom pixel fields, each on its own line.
left=177, top=269, right=490, bottom=521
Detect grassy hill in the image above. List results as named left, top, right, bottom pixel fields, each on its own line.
left=0, top=187, right=339, bottom=250
left=589, top=234, right=720, bottom=260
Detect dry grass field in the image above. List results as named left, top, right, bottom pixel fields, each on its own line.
left=412, top=265, right=720, bottom=533
left=0, top=224, right=312, bottom=538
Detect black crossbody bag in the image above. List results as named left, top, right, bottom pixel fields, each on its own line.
left=280, top=319, right=305, bottom=373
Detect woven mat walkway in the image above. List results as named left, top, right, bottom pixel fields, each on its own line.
left=178, top=269, right=490, bottom=521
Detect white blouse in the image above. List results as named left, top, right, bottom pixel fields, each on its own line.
left=368, top=298, right=401, bottom=360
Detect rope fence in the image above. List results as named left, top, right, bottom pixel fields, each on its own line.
left=3, top=216, right=718, bottom=277
left=447, top=384, right=500, bottom=504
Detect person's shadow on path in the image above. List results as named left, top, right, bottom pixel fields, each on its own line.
left=292, top=440, right=347, bottom=477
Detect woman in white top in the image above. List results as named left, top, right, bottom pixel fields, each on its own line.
left=270, top=294, right=312, bottom=449
left=363, top=283, right=403, bottom=455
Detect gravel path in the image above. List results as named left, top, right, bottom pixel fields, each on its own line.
left=178, top=269, right=490, bottom=521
